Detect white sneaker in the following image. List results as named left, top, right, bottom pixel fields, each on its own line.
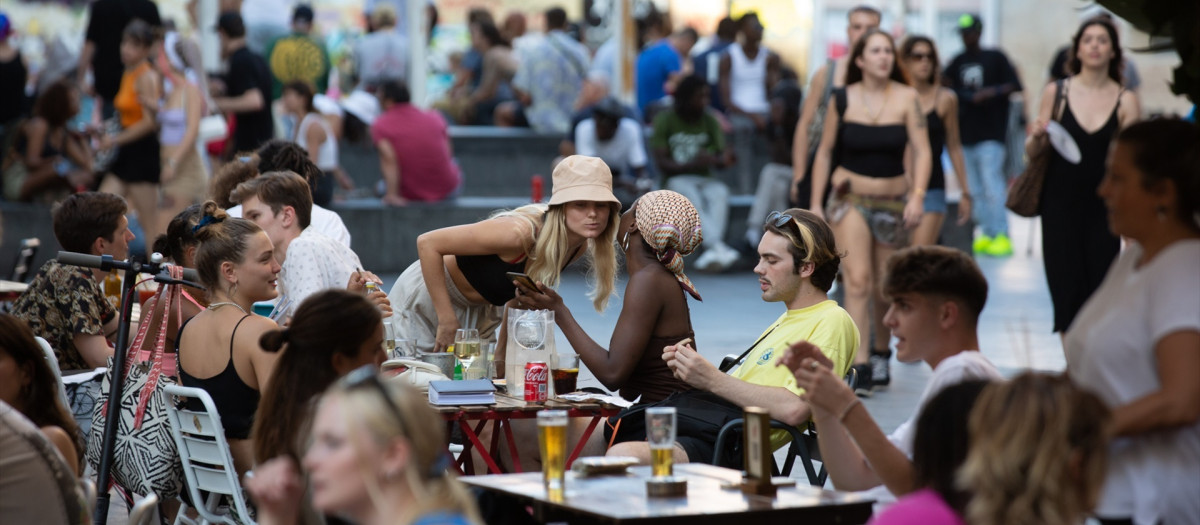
left=714, top=243, right=739, bottom=271
left=695, top=248, right=722, bottom=272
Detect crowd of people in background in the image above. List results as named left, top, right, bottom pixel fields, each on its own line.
left=0, top=2, right=1198, bottom=525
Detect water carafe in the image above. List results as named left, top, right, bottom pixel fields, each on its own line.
left=506, top=308, right=556, bottom=393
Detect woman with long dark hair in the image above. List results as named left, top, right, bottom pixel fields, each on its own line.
left=1028, top=16, right=1140, bottom=335
left=0, top=313, right=84, bottom=476
left=462, top=20, right=517, bottom=125
left=809, top=29, right=931, bottom=393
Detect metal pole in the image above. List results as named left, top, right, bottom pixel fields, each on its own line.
left=92, top=257, right=137, bottom=525
left=407, top=0, right=428, bottom=107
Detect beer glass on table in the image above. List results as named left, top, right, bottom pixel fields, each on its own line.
left=538, top=410, right=568, bottom=501
left=646, top=407, right=677, bottom=477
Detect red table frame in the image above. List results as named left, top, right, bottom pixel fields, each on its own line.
left=437, top=395, right=622, bottom=475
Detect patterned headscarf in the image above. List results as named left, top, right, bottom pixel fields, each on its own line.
left=632, top=190, right=703, bottom=301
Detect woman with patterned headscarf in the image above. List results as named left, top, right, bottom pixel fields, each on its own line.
left=516, top=190, right=703, bottom=403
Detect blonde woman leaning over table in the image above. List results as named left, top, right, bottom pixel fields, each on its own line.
left=809, top=28, right=931, bottom=395
left=246, top=368, right=482, bottom=525
left=388, top=155, right=621, bottom=357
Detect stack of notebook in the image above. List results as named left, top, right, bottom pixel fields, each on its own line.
left=428, top=379, right=496, bottom=405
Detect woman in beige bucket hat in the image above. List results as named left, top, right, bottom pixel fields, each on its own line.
left=387, top=155, right=622, bottom=354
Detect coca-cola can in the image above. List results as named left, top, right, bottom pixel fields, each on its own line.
left=524, top=361, right=549, bottom=403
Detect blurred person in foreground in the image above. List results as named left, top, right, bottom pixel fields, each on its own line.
left=0, top=314, right=84, bottom=476
left=959, top=373, right=1112, bottom=525
left=868, top=380, right=991, bottom=524
left=251, top=290, right=387, bottom=525
left=1064, top=118, right=1200, bottom=524
left=246, top=369, right=482, bottom=525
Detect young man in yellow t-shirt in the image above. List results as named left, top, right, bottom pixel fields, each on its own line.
left=605, top=208, right=858, bottom=466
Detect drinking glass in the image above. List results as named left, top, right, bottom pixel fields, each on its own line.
left=551, top=353, right=579, bottom=396
left=646, top=407, right=677, bottom=477
left=391, top=338, right=416, bottom=360
left=537, top=410, right=568, bottom=501
left=513, top=311, right=547, bottom=351
left=454, top=328, right=481, bottom=371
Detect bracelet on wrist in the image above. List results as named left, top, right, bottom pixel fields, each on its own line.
left=838, top=398, right=862, bottom=423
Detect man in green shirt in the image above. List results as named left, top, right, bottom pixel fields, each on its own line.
left=265, top=4, right=330, bottom=100
left=651, top=75, right=737, bottom=271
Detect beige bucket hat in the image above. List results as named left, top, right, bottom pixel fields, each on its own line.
left=547, top=155, right=621, bottom=206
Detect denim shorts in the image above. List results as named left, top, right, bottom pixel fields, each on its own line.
left=923, top=188, right=948, bottom=215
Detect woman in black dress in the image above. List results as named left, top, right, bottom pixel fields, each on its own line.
left=1027, top=16, right=1139, bottom=334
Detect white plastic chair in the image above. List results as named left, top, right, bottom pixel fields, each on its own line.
left=35, top=336, right=69, bottom=408
left=162, top=385, right=256, bottom=525
left=129, top=494, right=160, bottom=525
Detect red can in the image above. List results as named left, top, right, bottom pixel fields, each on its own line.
left=524, top=361, right=549, bottom=402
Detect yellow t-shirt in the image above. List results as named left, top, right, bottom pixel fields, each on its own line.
left=730, top=300, right=859, bottom=449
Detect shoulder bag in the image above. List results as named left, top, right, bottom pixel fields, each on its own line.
left=1006, top=79, right=1065, bottom=218
left=86, top=266, right=186, bottom=498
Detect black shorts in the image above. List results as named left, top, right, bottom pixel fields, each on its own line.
left=604, top=390, right=746, bottom=468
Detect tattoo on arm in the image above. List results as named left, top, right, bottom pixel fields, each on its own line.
left=914, top=99, right=926, bottom=128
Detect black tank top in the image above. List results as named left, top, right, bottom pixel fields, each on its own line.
left=926, top=105, right=947, bottom=190
left=834, top=88, right=907, bottom=178
left=456, top=254, right=527, bottom=306
left=177, top=315, right=261, bottom=440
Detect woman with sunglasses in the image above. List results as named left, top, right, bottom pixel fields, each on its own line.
left=245, top=368, right=482, bottom=525
left=809, top=29, right=931, bottom=394
left=899, top=36, right=971, bottom=247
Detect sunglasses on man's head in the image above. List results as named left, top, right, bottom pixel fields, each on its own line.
left=765, top=210, right=797, bottom=228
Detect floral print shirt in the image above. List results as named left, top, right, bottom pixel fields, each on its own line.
left=512, top=31, right=589, bottom=134
left=12, top=260, right=115, bottom=371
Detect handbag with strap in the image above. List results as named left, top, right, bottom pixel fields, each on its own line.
left=1006, top=79, right=1066, bottom=218
left=86, top=266, right=186, bottom=498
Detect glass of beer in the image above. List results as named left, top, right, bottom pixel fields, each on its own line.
left=646, top=407, right=677, bottom=477
left=552, top=353, right=579, bottom=396
left=537, top=410, right=568, bottom=501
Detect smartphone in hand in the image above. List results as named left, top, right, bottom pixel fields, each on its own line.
left=506, top=272, right=538, bottom=291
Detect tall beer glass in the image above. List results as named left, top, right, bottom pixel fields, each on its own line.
left=646, top=407, right=676, bottom=477
left=538, top=410, right=568, bottom=501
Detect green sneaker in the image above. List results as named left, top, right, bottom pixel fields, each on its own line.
left=986, top=234, right=1014, bottom=257
left=973, top=234, right=992, bottom=254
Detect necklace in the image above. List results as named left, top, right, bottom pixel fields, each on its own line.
left=207, top=301, right=249, bottom=315
left=861, top=83, right=891, bottom=123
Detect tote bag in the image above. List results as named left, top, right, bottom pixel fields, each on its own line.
left=86, top=267, right=186, bottom=498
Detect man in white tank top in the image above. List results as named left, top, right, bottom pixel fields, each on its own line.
left=718, top=12, right=780, bottom=194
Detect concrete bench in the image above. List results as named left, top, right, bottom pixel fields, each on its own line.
left=338, top=126, right=563, bottom=199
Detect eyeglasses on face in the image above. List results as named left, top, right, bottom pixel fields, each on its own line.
left=907, top=52, right=934, bottom=62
